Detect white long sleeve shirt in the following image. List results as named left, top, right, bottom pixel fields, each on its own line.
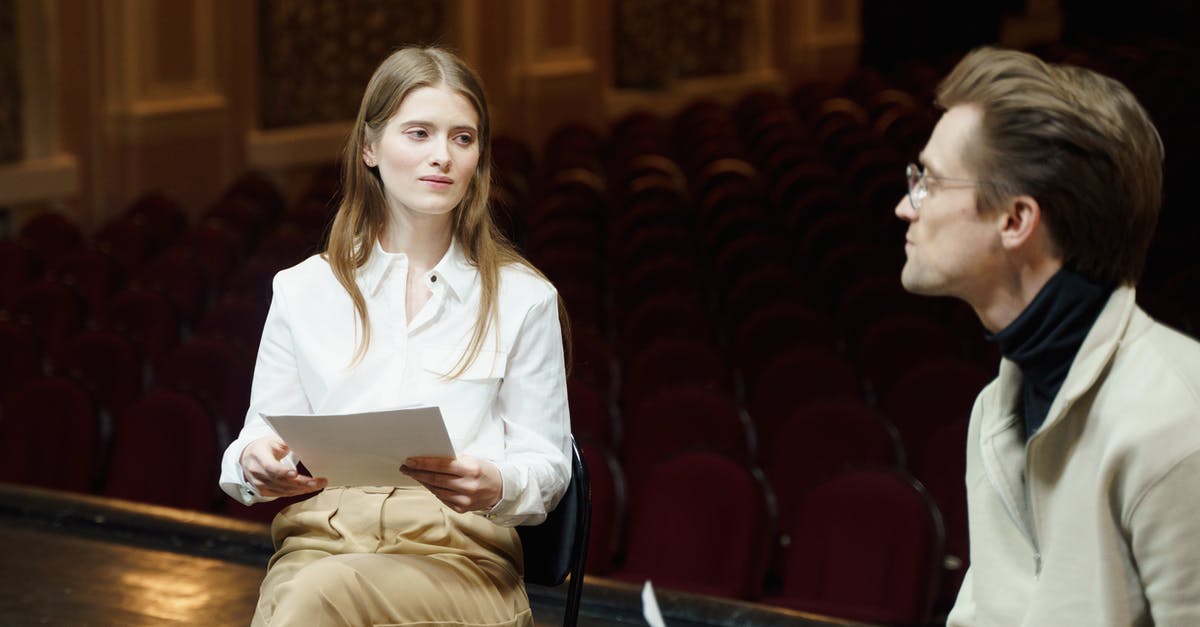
left=218, top=238, right=571, bottom=526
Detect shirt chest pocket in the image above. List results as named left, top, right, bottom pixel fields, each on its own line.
left=420, top=348, right=508, bottom=428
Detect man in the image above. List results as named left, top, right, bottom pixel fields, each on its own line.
left=896, top=47, right=1200, bottom=626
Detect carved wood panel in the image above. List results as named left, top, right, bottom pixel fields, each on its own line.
left=258, top=0, right=447, bottom=129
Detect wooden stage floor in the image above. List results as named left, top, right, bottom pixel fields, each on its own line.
left=0, top=484, right=867, bottom=626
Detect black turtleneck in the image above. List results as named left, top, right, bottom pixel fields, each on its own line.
left=988, top=268, right=1114, bottom=440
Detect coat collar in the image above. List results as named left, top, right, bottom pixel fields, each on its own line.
left=988, top=285, right=1138, bottom=437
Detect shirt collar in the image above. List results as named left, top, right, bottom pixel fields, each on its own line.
left=429, top=237, right=477, bottom=302
left=358, top=237, right=477, bottom=300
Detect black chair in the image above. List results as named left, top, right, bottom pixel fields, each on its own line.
left=517, top=435, right=591, bottom=626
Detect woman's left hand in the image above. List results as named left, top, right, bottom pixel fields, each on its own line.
left=400, top=454, right=503, bottom=514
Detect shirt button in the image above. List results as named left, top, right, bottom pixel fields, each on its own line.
left=430, top=275, right=437, bottom=283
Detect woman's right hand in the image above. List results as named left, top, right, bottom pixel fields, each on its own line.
left=239, top=435, right=328, bottom=497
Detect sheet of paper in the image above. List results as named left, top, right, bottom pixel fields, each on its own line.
left=642, top=580, right=667, bottom=627
left=262, top=406, right=455, bottom=487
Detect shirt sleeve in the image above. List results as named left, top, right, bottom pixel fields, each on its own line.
left=485, top=288, right=571, bottom=526
left=217, top=273, right=311, bottom=505
left=1128, top=448, right=1200, bottom=625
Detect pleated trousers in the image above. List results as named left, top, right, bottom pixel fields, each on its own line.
left=251, top=486, right=532, bottom=627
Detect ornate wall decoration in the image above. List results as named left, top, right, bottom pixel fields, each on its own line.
left=613, top=0, right=749, bottom=88
left=0, top=0, right=22, bottom=163
left=258, top=0, right=447, bottom=129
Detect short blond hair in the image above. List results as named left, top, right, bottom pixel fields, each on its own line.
left=936, top=47, right=1163, bottom=285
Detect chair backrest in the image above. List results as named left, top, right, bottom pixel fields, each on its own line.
left=52, top=329, right=144, bottom=414
left=621, top=384, right=753, bottom=488
left=774, top=467, right=944, bottom=624
left=615, top=451, right=775, bottom=600
left=517, top=435, right=591, bottom=627
left=105, top=389, right=218, bottom=511
left=766, top=399, right=904, bottom=526
left=0, top=375, right=101, bottom=493
left=155, top=336, right=252, bottom=444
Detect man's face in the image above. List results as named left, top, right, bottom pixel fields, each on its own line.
left=894, top=105, right=1003, bottom=303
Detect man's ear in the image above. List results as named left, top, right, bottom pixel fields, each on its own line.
left=998, top=194, right=1041, bottom=251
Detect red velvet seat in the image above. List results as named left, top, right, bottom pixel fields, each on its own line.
left=0, top=376, right=101, bottom=493
left=124, top=191, right=187, bottom=247
left=47, top=247, right=125, bottom=317
left=95, top=215, right=155, bottom=276
left=765, top=468, right=943, bottom=625
left=578, top=438, right=625, bottom=575
left=224, top=170, right=286, bottom=226
left=619, top=256, right=700, bottom=313
left=222, top=255, right=282, bottom=312
left=254, top=223, right=315, bottom=272
left=568, top=324, right=614, bottom=398
left=881, top=357, right=990, bottom=455
left=567, top=378, right=615, bottom=449
left=51, top=329, right=144, bottom=414
left=193, top=296, right=270, bottom=356
left=105, top=389, right=218, bottom=511
left=618, top=294, right=713, bottom=361
left=177, top=220, right=246, bottom=291
left=855, top=314, right=960, bottom=402
left=621, top=338, right=729, bottom=410
left=764, top=399, right=903, bottom=531
left=746, top=347, right=863, bottom=437
left=205, top=196, right=269, bottom=249
left=18, top=212, right=84, bottom=263
left=100, top=287, right=182, bottom=366
left=913, top=418, right=971, bottom=613
left=134, top=250, right=211, bottom=326
left=621, top=385, right=753, bottom=491
left=0, top=320, right=40, bottom=395
left=0, top=240, right=41, bottom=308
left=613, top=452, right=774, bottom=600
left=5, top=279, right=86, bottom=360
left=732, top=304, right=841, bottom=386
left=155, top=336, right=252, bottom=445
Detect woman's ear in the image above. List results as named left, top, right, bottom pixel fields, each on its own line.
left=362, top=142, right=378, bottom=168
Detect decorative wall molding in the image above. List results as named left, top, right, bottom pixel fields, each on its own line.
left=246, top=121, right=350, bottom=171
left=1, top=0, right=77, bottom=213
left=102, top=0, right=227, bottom=141
left=1, top=0, right=22, bottom=162
left=256, top=0, right=447, bottom=129
left=0, top=153, right=80, bottom=205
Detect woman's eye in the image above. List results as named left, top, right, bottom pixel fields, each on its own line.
left=406, top=129, right=428, bottom=139
left=454, top=133, right=475, bottom=146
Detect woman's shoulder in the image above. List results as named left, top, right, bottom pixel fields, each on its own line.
left=272, top=253, right=337, bottom=293
left=498, top=262, right=558, bottom=305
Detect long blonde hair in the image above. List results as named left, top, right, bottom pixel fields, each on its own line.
left=324, top=46, right=569, bottom=374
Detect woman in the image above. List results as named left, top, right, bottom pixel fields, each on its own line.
left=218, top=46, right=571, bottom=627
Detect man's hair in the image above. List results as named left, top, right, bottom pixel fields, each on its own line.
left=936, top=47, right=1164, bottom=285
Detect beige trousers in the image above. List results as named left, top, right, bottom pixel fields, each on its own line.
left=251, top=486, right=532, bottom=627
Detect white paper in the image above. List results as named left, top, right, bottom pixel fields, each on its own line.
left=262, top=406, right=455, bottom=487
left=642, top=580, right=667, bottom=627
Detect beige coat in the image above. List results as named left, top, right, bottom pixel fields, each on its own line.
left=948, top=287, right=1200, bottom=626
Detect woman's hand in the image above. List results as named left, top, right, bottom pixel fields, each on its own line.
left=401, top=454, right=502, bottom=514
left=239, top=435, right=327, bottom=497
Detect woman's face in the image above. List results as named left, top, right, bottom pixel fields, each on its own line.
left=363, top=84, right=480, bottom=221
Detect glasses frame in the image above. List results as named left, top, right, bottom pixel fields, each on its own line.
left=905, top=162, right=983, bottom=210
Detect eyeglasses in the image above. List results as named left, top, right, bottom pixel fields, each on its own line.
left=905, top=162, right=982, bottom=210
